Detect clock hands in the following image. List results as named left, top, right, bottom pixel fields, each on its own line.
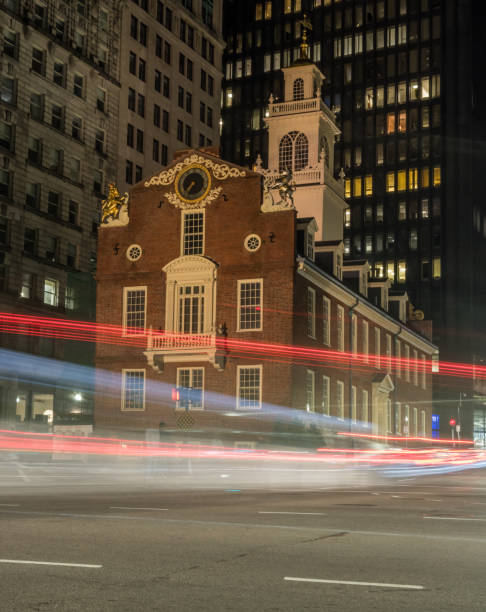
left=187, top=180, right=196, bottom=193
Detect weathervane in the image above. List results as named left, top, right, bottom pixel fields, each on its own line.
left=298, top=13, right=313, bottom=61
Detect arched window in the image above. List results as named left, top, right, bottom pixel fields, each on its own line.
left=278, top=133, right=293, bottom=172
left=278, top=131, right=308, bottom=172
left=293, top=78, right=304, bottom=100
left=294, top=133, right=309, bottom=170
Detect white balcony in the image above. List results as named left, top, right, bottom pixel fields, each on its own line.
left=268, top=97, right=339, bottom=134
left=144, top=329, right=224, bottom=371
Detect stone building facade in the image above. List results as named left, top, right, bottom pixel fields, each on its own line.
left=0, top=0, right=121, bottom=424
left=118, top=0, right=224, bottom=191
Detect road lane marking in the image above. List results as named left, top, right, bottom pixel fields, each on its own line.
left=284, top=577, right=424, bottom=590
left=109, top=506, right=168, bottom=511
left=0, top=503, right=19, bottom=507
left=424, top=516, right=486, bottom=522
left=2, top=509, right=486, bottom=543
left=258, top=511, right=326, bottom=516
left=0, top=559, right=101, bottom=568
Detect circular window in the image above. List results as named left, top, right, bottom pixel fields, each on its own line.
left=126, top=244, right=143, bottom=262
left=244, top=234, right=262, bottom=253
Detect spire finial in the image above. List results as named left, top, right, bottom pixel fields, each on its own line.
left=298, top=13, right=313, bottom=61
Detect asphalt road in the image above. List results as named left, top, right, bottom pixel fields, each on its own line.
left=1, top=458, right=486, bottom=611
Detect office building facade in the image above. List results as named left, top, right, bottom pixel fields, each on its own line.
left=221, top=0, right=486, bottom=441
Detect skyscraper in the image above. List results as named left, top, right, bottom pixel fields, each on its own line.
left=0, top=0, right=121, bottom=424
left=222, top=0, right=486, bottom=440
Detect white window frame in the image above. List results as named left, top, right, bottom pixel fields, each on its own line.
left=362, top=320, right=369, bottom=362
left=413, top=406, right=418, bottom=435
left=307, top=287, right=316, bottom=338
left=121, top=369, right=146, bottom=411
left=362, top=389, right=369, bottom=422
left=386, top=399, right=392, bottom=433
left=181, top=209, right=205, bottom=256
left=336, top=380, right=345, bottom=419
left=404, top=344, right=410, bottom=381
left=351, top=313, right=357, bottom=354
left=421, top=354, right=427, bottom=389
left=420, top=409, right=426, bottom=438
left=386, top=333, right=392, bottom=373
left=322, top=296, right=330, bottom=346
left=237, top=279, right=263, bottom=332
left=176, top=367, right=204, bottom=411
left=395, top=402, right=401, bottom=434
left=322, top=375, right=330, bottom=415
left=374, top=327, right=380, bottom=368
left=43, top=278, right=59, bottom=307
left=305, top=369, right=315, bottom=412
left=351, top=386, right=357, bottom=423
left=236, top=365, right=262, bottom=410
left=413, top=349, right=419, bottom=386
left=123, top=286, right=147, bottom=336
left=395, top=339, right=401, bottom=377
left=337, top=304, right=345, bottom=352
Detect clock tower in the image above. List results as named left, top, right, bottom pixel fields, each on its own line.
left=256, top=52, right=347, bottom=242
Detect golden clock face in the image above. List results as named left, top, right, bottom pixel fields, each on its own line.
left=175, top=165, right=211, bottom=204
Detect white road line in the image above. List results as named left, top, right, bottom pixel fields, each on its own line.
left=0, top=503, right=19, bottom=507
left=0, top=559, right=101, bottom=568
left=109, top=506, right=169, bottom=511
left=284, top=577, right=423, bottom=590
left=258, top=511, right=326, bottom=516
left=424, top=516, right=486, bottom=522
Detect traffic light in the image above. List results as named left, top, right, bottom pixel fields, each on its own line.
left=449, top=417, right=456, bottom=427
left=171, top=388, right=180, bottom=402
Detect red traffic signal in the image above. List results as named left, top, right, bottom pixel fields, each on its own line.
left=171, top=388, right=180, bottom=402
left=449, top=418, right=457, bottom=427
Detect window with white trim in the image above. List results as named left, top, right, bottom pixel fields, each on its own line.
left=238, top=280, right=262, bottom=331
left=182, top=211, right=204, bottom=255
left=362, top=389, right=369, bottom=422
left=386, top=399, right=392, bottom=432
left=386, top=333, right=392, bottom=373
left=413, top=406, right=418, bottom=435
left=420, top=409, right=426, bottom=437
left=293, top=77, right=304, bottom=100
left=395, top=339, right=401, bottom=377
left=322, top=375, right=330, bottom=415
left=123, top=287, right=146, bottom=335
left=351, top=386, right=357, bottom=423
left=337, top=305, right=344, bottom=352
left=237, top=365, right=262, bottom=410
left=374, top=327, right=380, bottom=368
left=177, top=367, right=204, bottom=410
left=404, top=344, right=410, bottom=381
left=404, top=404, right=410, bottom=435
left=121, top=369, right=145, bottom=411
left=307, top=287, right=316, bottom=338
left=351, top=313, right=357, bottom=354
left=413, top=349, right=419, bottom=386
left=305, top=370, right=315, bottom=412
left=336, top=380, right=345, bottom=419
left=43, top=278, right=59, bottom=307
left=322, top=297, right=330, bottom=345
left=421, top=354, right=427, bottom=389
left=395, top=402, right=401, bottom=433
left=362, top=320, right=369, bottom=361
left=178, top=285, right=205, bottom=333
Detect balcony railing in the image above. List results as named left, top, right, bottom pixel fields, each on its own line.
left=147, top=331, right=215, bottom=351
left=144, top=329, right=223, bottom=370
left=268, top=97, right=338, bottom=128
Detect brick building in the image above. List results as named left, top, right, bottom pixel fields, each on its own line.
left=95, top=144, right=437, bottom=441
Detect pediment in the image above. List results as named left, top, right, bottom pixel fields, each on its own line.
left=163, top=255, right=218, bottom=279
left=372, top=373, right=395, bottom=394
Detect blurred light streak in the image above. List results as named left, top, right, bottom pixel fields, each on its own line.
left=1, top=312, right=485, bottom=381
left=335, top=432, right=474, bottom=446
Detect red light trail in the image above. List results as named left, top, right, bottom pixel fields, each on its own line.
left=0, top=312, right=484, bottom=381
